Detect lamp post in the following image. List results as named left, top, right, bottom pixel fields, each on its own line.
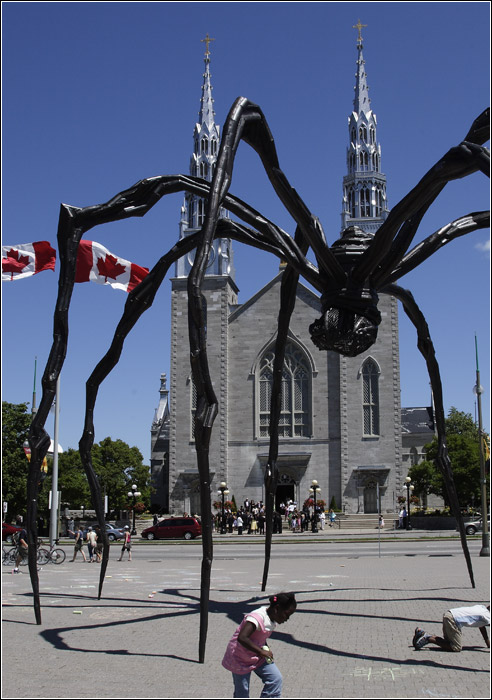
left=218, top=482, right=229, bottom=534
left=473, top=334, right=489, bottom=557
left=128, top=484, right=141, bottom=535
left=405, top=477, right=414, bottom=530
left=310, top=480, right=321, bottom=533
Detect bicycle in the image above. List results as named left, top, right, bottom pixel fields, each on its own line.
left=3, top=544, right=29, bottom=567
left=37, top=542, right=66, bottom=565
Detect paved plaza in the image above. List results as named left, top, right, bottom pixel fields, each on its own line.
left=2, top=540, right=490, bottom=699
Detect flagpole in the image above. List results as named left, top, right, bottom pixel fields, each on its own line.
left=474, top=334, right=489, bottom=557
left=49, top=376, right=60, bottom=547
left=32, top=356, right=37, bottom=415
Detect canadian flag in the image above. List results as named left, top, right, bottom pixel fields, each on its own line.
left=2, top=241, right=56, bottom=281
left=75, top=240, right=149, bottom=292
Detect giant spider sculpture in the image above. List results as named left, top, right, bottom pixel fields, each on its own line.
left=26, top=98, right=489, bottom=663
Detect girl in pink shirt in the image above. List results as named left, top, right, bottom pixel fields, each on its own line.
left=222, top=592, right=297, bottom=698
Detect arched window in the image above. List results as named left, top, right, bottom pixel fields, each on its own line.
left=410, top=446, right=419, bottom=466
left=359, top=124, right=367, bottom=141
left=198, top=199, right=205, bottom=226
left=258, top=343, right=311, bottom=438
left=369, top=126, right=375, bottom=143
left=362, top=358, right=380, bottom=436
left=348, top=187, right=356, bottom=218
left=360, top=187, right=371, bottom=217
left=359, top=151, right=369, bottom=171
left=201, top=137, right=208, bottom=154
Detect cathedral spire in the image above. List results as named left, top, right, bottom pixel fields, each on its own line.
left=175, top=37, right=235, bottom=280
left=352, top=20, right=371, bottom=116
left=341, top=22, right=389, bottom=234
left=199, top=34, right=216, bottom=128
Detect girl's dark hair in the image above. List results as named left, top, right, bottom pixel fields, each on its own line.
left=269, top=592, right=297, bottom=609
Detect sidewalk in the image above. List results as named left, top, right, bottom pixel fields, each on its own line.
left=2, top=542, right=489, bottom=699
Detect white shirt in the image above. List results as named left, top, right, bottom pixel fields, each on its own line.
left=245, top=606, right=277, bottom=633
left=451, top=605, right=490, bottom=628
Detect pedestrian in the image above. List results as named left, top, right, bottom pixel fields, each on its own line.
left=94, top=526, right=103, bottom=562
left=379, top=514, right=385, bottom=528
left=71, top=527, right=87, bottom=562
left=319, top=510, right=325, bottom=530
left=118, top=525, right=132, bottom=561
left=399, top=507, right=405, bottom=528
left=328, top=509, right=336, bottom=527
left=222, top=592, right=297, bottom=698
left=12, top=526, right=28, bottom=573
left=67, top=517, right=75, bottom=537
left=153, top=513, right=158, bottom=526
left=413, top=604, right=490, bottom=652
left=237, top=514, right=244, bottom=535
left=86, top=526, right=97, bottom=562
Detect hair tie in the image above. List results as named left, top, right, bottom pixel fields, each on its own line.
left=273, top=596, right=277, bottom=602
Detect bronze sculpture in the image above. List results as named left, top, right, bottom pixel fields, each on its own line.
left=26, top=98, right=489, bottom=663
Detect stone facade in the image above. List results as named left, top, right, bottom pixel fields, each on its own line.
left=150, top=33, right=431, bottom=516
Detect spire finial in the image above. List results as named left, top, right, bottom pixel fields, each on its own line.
left=201, top=33, right=215, bottom=58
left=353, top=19, right=367, bottom=45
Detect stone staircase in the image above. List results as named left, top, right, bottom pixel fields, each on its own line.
left=333, top=513, right=398, bottom=530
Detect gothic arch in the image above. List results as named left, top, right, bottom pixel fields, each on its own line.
left=252, top=333, right=316, bottom=440
left=359, top=356, right=381, bottom=437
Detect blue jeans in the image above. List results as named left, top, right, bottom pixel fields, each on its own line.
left=232, top=662, right=282, bottom=698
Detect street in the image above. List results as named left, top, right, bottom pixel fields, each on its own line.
left=118, top=537, right=484, bottom=561
left=2, top=536, right=490, bottom=699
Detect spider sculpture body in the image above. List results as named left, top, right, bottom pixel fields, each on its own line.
left=26, top=98, right=489, bottom=663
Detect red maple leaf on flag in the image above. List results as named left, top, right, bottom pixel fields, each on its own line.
left=2, top=249, right=31, bottom=279
left=96, top=253, right=127, bottom=282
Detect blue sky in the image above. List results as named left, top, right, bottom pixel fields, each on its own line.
left=2, top=1, right=490, bottom=464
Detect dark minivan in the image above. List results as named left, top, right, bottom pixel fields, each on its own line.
left=141, top=517, right=201, bottom=540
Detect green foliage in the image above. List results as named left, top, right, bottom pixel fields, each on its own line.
left=408, top=407, right=488, bottom=508
left=329, top=495, right=338, bottom=511
left=2, top=403, right=151, bottom=519
left=1, top=401, right=32, bottom=519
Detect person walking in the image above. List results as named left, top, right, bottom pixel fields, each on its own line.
left=71, top=528, right=87, bottom=562
left=86, top=526, right=97, bottom=562
left=222, top=592, right=297, bottom=698
left=118, top=526, right=132, bottom=561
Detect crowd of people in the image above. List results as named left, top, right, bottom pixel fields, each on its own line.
left=215, top=499, right=333, bottom=535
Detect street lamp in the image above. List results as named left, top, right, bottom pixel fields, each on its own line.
left=404, top=477, right=414, bottom=530
left=218, top=482, right=229, bottom=534
left=473, top=333, right=489, bottom=557
left=310, top=480, right=321, bottom=533
left=128, top=484, right=141, bottom=535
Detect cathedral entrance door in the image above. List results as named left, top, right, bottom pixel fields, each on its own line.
left=363, top=481, right=378, bottom=513
left=276, top=484, right=295, bottom=511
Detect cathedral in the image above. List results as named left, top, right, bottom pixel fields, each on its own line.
left=150, top=31, right=434, bottom=516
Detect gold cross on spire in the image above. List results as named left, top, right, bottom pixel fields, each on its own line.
left=201, top=33, right=215, bottom=57
left=353, top=19, right=367, bottom=44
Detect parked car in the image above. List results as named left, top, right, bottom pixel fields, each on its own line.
left=464, top=516, right=490, bottom=536
left=81, top=523, right=125, bottom=541
left=141, top=517, right=202, bottom=540
left=2, top=522, right=23, bottom=543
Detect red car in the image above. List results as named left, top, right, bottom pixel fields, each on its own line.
left=2, top=522, right=23, bottom=542
left=141, top=517, right=201, bottom=540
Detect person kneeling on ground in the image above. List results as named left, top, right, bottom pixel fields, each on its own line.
left=413, top=604, right=490, bottom=651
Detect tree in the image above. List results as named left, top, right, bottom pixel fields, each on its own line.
left=91, top=437, right=150, bottom=513
left=409, top=407, right=488, bottom=509
left=57, top=448, right=91, bottom=507
left=2, top=401, right=33, bottom=520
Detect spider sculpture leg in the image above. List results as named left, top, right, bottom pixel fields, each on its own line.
left=261, top=228, right=309, bottom=592
left=187, top=97, right=347, bottom=601
left=384, top=283, right=477, bottom=587
left=26, top=175, right=228, bottom=624
left=80, top=234, right=201, bottom=599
